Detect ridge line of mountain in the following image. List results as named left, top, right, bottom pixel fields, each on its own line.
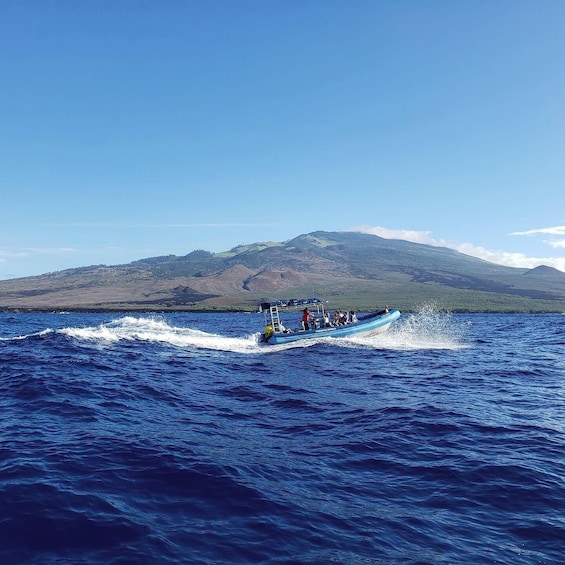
left=1, top=231, right=564, bottom=313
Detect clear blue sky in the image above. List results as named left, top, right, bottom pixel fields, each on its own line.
left=2, top=0, right=564, bottom=279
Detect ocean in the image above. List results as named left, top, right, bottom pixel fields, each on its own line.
left=0, top=307, right=563, bottom=564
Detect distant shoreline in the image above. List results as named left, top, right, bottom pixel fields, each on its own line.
left=1, top=307, right=562, bottom=314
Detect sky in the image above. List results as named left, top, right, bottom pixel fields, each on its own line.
left=1, top=0, right=564, bottom=279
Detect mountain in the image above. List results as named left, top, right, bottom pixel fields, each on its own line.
left=1, top=231, right=564, bottom=312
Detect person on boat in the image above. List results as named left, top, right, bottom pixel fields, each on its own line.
left=323, top=312, right=332, bottom=327
left=302, top=308, right=313, bottom=331
left=351, top=311, right=358, bottom=323
left=278, top=322, right=292, bottom=334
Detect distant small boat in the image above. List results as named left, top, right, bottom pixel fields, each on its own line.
left=259, top=298, right=400, bottom=345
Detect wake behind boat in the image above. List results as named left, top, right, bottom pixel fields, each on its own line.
left=259, top=298, right=400, bottom=345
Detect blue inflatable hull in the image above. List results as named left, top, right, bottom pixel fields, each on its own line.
left=266, top=309, right=400, bottom=345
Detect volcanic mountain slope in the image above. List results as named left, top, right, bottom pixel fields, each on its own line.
left=1, top=231, right=564, bottom=312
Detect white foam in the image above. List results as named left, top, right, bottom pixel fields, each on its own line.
left=59, top=316, right=263, bottom=354
left=9, top=306, right=468, bottom=353
left=0, top=329, right=54, bottom=342
left=369, top=303, right=469, bottom=350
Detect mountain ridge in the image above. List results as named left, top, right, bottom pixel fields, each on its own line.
left=1, top=231, right=564, bottom=312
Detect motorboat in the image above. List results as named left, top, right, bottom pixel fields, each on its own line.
left=259, top=298, right=400, bottom=345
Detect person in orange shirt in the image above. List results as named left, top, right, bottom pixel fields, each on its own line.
left=302, top=308, right=312, bottom=330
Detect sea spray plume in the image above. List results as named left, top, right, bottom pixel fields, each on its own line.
left=374, top=302, right=469, bottom=350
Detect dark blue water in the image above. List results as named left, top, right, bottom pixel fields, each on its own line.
left=1, top=308, right=563, bottom=564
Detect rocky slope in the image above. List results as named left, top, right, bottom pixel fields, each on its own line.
left=1, top=231, right=564, bottom=312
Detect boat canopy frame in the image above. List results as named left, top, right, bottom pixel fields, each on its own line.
left=259, top=297, right=326, bottom=334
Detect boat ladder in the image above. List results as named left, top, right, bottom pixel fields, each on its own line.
left=269, top=305, right=282, bottom=332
